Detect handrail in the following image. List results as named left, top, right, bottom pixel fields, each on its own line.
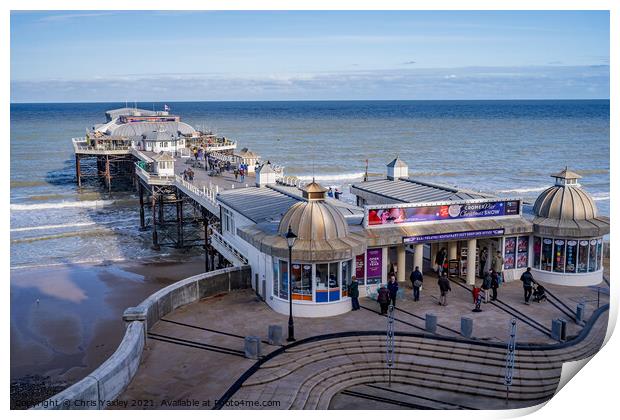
left=210, top=229, right=249, bottom=265
left=213, top=303, right=609, bottom=409
left=174, top=175, right=218, bottom=206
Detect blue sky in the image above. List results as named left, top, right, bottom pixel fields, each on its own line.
left=10, top=10, right=609, bottom=102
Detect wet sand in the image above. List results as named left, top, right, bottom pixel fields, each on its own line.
left=10, top=256, right=206, bottom=388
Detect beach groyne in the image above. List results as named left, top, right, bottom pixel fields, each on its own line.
left=33, top=265, right=251, bottom=410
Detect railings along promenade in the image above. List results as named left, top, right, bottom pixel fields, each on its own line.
left=133, top=163, right=174, bottom=186
left=34, top=266, right=252, bottom=410
left=173, top=175, right=219, bottom=215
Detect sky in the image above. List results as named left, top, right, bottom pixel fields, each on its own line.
left=10, top=10, right=610, bottom=102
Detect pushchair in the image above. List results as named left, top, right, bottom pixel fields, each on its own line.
left=533, top=284, right=547, bottom=303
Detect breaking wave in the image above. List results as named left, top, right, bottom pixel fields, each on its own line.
left=296, top=172, right=366, bottom=182
left=592, top=192, right=610, bottom=201
left=498, top=186, right=549, bottom=194
left=11, top=200, right=120, bottom=211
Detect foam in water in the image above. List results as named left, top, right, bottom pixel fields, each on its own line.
left=10, top=200, right=115, bottom=211
left=498, top=186, right=549, bottom=194
left=296, top=172, right=366, bottom=182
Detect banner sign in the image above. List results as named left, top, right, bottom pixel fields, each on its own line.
left=403, top=229, right=505, bottom=244
left=367, top=200, right=520, bottom=227
left=366, top=248, right=383, bottom=279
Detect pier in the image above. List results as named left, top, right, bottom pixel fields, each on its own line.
left=72, top=107, right=290, bottom=271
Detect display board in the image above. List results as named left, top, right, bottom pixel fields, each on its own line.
left=367, top=199, right=520, bottom=228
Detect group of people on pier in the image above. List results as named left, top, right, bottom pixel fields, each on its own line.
left=350, top=261, right=547, bottom=314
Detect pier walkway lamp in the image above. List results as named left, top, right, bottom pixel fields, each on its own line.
left=285, top=225, right=297, bottom=342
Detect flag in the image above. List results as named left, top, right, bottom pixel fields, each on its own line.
left=164, top=104, right=170, bottom=112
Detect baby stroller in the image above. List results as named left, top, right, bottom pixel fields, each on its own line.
left=533, top=284, right=547, bottom=303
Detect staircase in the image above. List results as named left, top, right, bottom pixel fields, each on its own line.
left=224, top=308, right=608, bottom=410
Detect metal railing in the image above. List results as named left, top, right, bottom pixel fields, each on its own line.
left=174, top=175, right=218, bottom=207
left=210, top=229, right=249, bottom=265
left=134, top=163, right=175, bottom=185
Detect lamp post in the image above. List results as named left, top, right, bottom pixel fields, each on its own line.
left=285, top=225, right=297, bottom=342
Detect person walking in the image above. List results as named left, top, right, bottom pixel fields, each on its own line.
left=520, top=267, right=535, bottom=304
left=410, top=266, right=423, bottom=301
left=349, top=276, right=360, bottom=310
left=490, top=270, right=499, bottom=301
left=437, top=272, right=451, bottom=306
left=377, top=285, right=390, bottom=315
left=233, top=168, right=239, bottom=181
left=492, top=251, right=504, bottom=286
left=387, top=275, right=399, bottom=308
left=240, top=167, right=245, bottom=183
left=479, top=247, right=488, bottom=278
left=482, top=271, right=492, bottom=303
left=435, top=247, right=447, bottom=275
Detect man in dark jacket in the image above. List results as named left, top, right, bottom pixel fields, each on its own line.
left=520, top=267, right=535, bottom=304
left=490, top=270, right=499, bottom=301
left=349, top=277, right=360, bottom=310
left=410, top=266, right=423, bottom=301
left=437, top=272, right=451, bottom=306
left=377, top=285, right=390, bottom=315
left=387, top=275, right=399, bottom=307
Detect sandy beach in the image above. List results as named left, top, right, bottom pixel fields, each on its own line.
left=10, top=255, right=207, bottom=408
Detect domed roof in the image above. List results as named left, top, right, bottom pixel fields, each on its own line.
left=533, top=168, right=597, bottom=220
left=533, top=185, right=597, bottom=220
left=278, top=182, right=348, bottom=240
left=531, top=168, right=609, bottom=238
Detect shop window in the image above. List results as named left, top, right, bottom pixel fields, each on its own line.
left=279, top=259, right=289, bottom=300
left=315, top=263, right=328, bottom=302
left=516, top=236, right=529, bottom=269
left=578, top=240, right=589, bottom=273
left=328, top=262, right=340, bottom=301
left=553, top=239, right=565, bottom=272
left=292, top=264, right=312, bottom=301
left=341, top=260, right=352, bottom=297
left=565, top=240, right=578, bottom=273
left=533, top=237, right=541, bottom=269
left=588, top=240, right=597, bottom=272
left=597, top=239, right=603, bottom=271
left=272, top=260, right=279, bottom=297
left=541, top=238, right=553, bottom=271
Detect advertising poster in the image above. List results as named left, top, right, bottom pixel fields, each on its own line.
left=516, top=236, right=529, bottom=268
left=366, top=248, right=382, bottom=283
left=504, top=237, right=516, bottom=269
left=355, top=254, right=365, bottom=279
left=367, top=200, right=520, bottom=227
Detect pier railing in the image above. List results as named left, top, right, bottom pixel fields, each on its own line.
left=210, top=229, right=249, bottom=266
left=174, top=175, right=219, bottom=214
left=134, top=163, right=175, bottom=185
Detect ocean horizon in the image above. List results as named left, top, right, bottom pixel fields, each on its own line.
left=10, top=99, right=609, bottom=269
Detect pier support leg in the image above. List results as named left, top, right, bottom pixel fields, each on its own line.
left=75, top=155, right=81, bottom=187
left=175, top=194, right=184, bottom=248
left=138, top=183, right=146, bottom=230
left=105, top=155, right=111, bottom=193
left=158, top=195, right=164, bottom=226
left=151, top=194, right=160, bottom=251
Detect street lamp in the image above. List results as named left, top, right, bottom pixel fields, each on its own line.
left=285, top=225, right=297, bottom=342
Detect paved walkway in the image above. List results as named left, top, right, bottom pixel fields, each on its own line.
left=116, top=278, right=609, bottom=409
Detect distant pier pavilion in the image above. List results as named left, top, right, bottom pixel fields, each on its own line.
left=73, top=107, right=609, bottom=318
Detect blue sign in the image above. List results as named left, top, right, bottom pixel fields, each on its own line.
left=403, top=229, right=505, bottom=244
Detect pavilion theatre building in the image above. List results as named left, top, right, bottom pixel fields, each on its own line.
left=216, top=159, right=609, bottom=318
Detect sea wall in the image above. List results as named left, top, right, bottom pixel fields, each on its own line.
left=34, top=265, right=251, bottom=410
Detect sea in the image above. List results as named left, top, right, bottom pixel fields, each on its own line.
left=10, top=100, right=610, bottom=270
